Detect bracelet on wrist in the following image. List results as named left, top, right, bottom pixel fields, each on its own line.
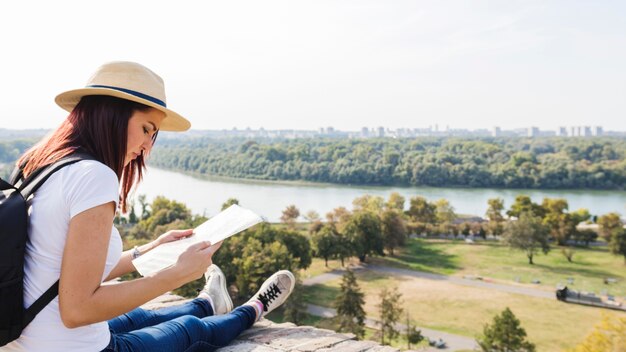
left=132, top=246, right=141, bottom=259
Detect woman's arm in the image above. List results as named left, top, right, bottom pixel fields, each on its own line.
left=58, top=203, right=216, bottom=328
left=104, top=229, right=193, bottom=281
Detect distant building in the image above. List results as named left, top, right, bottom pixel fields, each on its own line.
left=361, top=127, right=369, bottom=137
left=593, top=126, right=603, bottom=136
left=377, top=126, right=385, bottom=137
left=527, top=126, right=539, bottom=137
left=557, top=127, right=567, bottom=137
left=492, top=126, right=501, bottom=137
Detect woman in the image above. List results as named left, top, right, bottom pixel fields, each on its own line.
left=4, top=61, right=295, bottom=351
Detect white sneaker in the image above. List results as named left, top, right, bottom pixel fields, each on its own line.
left=198, top=265, right=233, bottom=315
left=247, top=270, right=295, bottom=319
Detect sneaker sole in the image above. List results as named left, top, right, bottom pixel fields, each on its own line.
left=208, top=265, right=234, bottom=313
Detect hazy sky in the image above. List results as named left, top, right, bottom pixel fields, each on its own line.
left=1, top=0, right=625, bottom=132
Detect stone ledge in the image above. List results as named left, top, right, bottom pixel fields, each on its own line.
left=143, top=294, right=401, bottom=352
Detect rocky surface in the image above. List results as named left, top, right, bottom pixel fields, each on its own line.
left=143, top=294, right=403, bottom=352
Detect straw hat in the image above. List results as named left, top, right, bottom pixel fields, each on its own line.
left=55, top=61, right=191, bottom=131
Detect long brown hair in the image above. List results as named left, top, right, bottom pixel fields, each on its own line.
left=17, top=95, right=157, bottom=213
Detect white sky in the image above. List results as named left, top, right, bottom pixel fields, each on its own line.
left=1, top=0, right=625, bottom=132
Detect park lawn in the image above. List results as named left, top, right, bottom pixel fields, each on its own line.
left=372, top=238, right=626, bottom=297
left=302, top=270, right=626, bottom=351
left=299, top=257, right=362, bottom=279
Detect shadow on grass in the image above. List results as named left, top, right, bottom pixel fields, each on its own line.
left=373, top=238, right=460, bottom=275
left=302, top=284, right=341, bottom=306
left=532, top=262, right=624, bottom=280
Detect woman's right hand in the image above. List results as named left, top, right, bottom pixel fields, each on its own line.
left=173, top=240, right=222, bottom=283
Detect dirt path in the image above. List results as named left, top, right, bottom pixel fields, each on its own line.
left=305, top=304, right=477, bottom=351
left=303, top=264, right=554, bottom=299
left=366, top=264, right=555, bottom=299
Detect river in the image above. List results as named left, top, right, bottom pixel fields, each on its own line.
left=133, top=168, right=626, bottom=222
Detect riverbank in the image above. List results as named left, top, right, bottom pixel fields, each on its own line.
left=134, top=167, right=626, bottom=223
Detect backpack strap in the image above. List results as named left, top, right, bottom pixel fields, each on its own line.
left=8, top=166, right=23, bottom=187
left=0, top=177, right=17, bottom=193
left=23, top=281, right=59, bottom=328
left=18, top=152, right=95, bottom=199
left=15, top=151, right=95, bottom=329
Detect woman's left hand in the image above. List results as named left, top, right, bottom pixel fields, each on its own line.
left=155, top=229, right=194, bottom=246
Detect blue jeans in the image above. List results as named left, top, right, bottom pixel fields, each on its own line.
left=101, top=298, right=256, bottom=352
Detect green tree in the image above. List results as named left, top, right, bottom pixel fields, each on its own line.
left=434, top=199, right=456, bottom=224
left=407, top=196, right=437, bottom=224
left=128, top=202, right=138, bottom=224
left=507, top=195, right=544, bottom=219
left=541, top=198, right=575, bottom=245
left=334, top=269, right=366, bottom=339
left=312, top=224, right=338, bottom=267
left=334, top=232, right=353, bottom=267
left=502, top=212, right=550, bottom=265
left=570, top=208, right=591, bottom=225
left=572, top=228, right=598, bottom=246
left=377, top=286, right=403, bottom=345
left=597, top=213, right=623, bottom=240
left=486, top=197, right=505, bottom=222
left=147, top=196, right=192, bottom=228
left=609, top=229, right=626, bottom=264
left=352, top=194, right=384, bottom=214
left=213, top=223, right=312, bottom=299
left=344, top=211, right=384, bottom=262
left=386, top=192, right=405, bottom=212
left=221, top=197, right=239, bottom=211
left=233, top=239, right=294, bottom=297
left=405, top=312, right=424, bottom=350
left=132, top=196, right=193, bottom=238
left=381, top=209, right=407, bottom=256
left=138, top=194, right=150, bottom=220
left=478, top=307, right=535, bottom=352
left=275, top=229, right=312, bottom=268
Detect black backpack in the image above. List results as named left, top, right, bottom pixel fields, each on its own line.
left=0, top=152, right=93, bottom=346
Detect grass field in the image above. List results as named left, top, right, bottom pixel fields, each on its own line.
left=371, top=238, right=626, bottom=297
left=296, top=238, right=626, bottom=351
left=302, top=271, right=626, bottom=351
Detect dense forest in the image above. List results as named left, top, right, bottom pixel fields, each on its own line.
left=148, top=137, right=626, bottom=190
left=2, top=137, right=625, bottom=189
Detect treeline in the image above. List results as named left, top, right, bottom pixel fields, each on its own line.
left=3, top=137, right=626, bottom=189
left=150, top=137, right=626, bottom=189
left=0, top=139, right=35, bottom=179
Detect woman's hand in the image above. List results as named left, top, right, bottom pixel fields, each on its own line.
left=155, top=229, right=194, bottom=246
left=173, top=240, right=223, bottom=282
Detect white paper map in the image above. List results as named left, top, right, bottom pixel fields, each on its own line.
left=132, top=204, right=264, bottom=276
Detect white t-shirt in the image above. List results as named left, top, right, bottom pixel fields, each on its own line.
left=4, top=160, right=122, bottom=352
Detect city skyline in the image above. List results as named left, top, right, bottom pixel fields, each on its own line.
left=2, top=123, right=624, bottom=138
